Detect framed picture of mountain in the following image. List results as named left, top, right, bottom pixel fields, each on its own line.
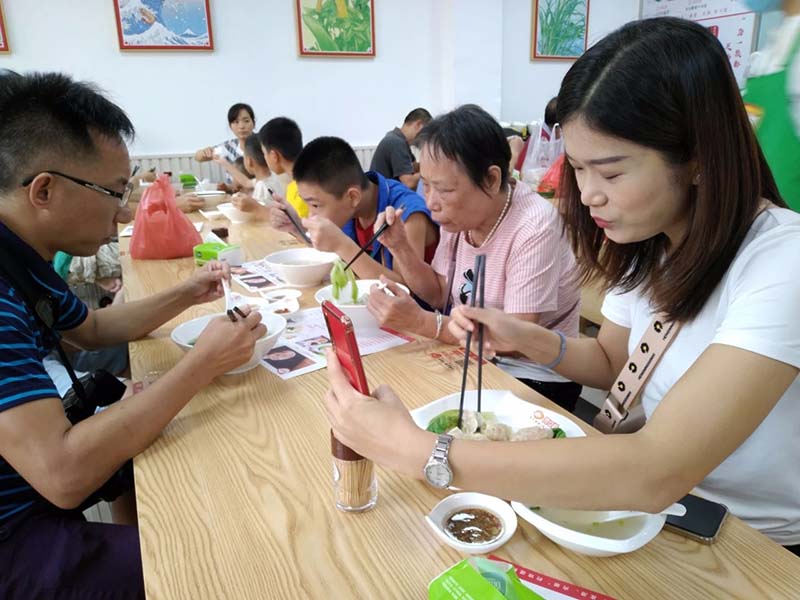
left=531, top=0, right=589, bottom=61
left=113, top=0, right=214, bottom=51
left=0, top=1, right=9, bottom=53
left=296, top=0, right=376, bottom=58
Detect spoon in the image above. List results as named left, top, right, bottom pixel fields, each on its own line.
left=558, top=502, right=687, bottom=526
left=222, top=276, right=234, bottom=313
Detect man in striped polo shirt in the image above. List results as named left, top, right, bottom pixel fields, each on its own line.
left=0, top=72, right=266, bottom=599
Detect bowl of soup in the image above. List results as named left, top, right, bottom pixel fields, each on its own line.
left=511, top=503, right=666, bottom=557
left=170, top=309, right=286, bottom=374
left=263, top=248, right=338, bottom=287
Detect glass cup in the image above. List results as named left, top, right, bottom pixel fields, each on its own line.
left=331, top=432, right=377, bottom=512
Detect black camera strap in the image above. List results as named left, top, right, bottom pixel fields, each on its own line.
left=0, top=241, right=89, bottom=404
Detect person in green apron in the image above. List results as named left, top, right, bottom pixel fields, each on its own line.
left=743, top=0, right=800, bottom=211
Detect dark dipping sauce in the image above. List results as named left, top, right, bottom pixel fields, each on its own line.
left=444, top=507, right=503, bottom=544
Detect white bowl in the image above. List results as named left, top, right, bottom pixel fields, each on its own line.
left=425, top=492, right=517, bottom=555
left=263, top=248, right=338, bottom=287
left=315, top=279, right=410, bottom=333
left=410, top=389, right=587, bottom=439
left=217, top=202, right=253, bottom=224
left=170, top=310, right=286, bottom=374
left=511, top=503, right=665, bottom=557
left=195, top=190, right=227, bottom=209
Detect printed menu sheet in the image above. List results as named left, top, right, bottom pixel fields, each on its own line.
left=230, top=259, right=288, bottom=293
left=261, top=308, right=413, bottom=379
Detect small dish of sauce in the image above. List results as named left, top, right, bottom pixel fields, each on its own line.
left=444, top=507, right=503, bottom=544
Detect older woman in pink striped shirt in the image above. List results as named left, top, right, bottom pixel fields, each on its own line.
left=367, top=104, right=582, bottom=411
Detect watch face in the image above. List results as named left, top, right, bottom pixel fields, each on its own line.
left=425, top=462, right=452, bottom=488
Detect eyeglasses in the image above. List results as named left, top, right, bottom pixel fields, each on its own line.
left=21, top=170, right=134, bottom=208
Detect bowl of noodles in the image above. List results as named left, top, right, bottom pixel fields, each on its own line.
left=170, top=309, right=286, bottom=374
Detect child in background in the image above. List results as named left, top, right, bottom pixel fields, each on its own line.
left=230, top=134, right=291, bottom=208
left=291, top=136, right=438, bottom=283
left=233, top=117, right=308, bottom=226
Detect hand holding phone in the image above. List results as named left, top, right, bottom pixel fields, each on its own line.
left=321, top=300, right=368, bottom=394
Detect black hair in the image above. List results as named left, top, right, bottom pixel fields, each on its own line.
left=244, top=134, right=268, bottom=169
left=557, top=17, right=783, bottom=321
left=293, top=136, right=368, bottom=197
left=227, top=103, right=255, bottom=125
left=258, top=117, right=303, bottom=162
left=416, top=104, right=510, bottom=192
left=0, top=71, right=134, bottom=193
left=233, top=156, right=253, bottom=179
left=544, top=97, right=558, bottom=127
left=404, top=107, right=433, bottom=125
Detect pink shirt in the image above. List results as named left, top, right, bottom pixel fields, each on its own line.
left=431, top=183, right=580, bottom=381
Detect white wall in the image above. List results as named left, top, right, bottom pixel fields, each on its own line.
left=0, top=0, right=445, bottom=155
left=1, top=1, right=640, bottom=155
left=500, top=0, right=640, bottom=124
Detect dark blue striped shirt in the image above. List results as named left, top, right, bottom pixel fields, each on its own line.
left=0, top=221, right=88, bottom=522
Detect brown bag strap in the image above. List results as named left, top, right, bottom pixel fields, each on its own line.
left=594, top=315, right=681, bottom=433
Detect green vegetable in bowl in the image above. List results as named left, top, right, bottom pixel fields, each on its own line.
left=330, top=258, right=358, bottom=304
left=552, top=428, right=566, bottom=439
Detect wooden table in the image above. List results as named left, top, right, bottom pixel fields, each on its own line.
left=121, top=218, right=800, bottom=599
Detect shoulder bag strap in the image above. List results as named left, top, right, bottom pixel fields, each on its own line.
left=594, top=314, right=681, bottom=433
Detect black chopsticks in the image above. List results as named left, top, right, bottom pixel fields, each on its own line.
left=457, top=254, right=486, bottom=429
left=227, top=306, right=247, bottom=322
left=343, top=205, right=404, bottom=271
left=268, top=187, right=312, bottom=244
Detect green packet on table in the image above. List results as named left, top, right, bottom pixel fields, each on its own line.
left=429, top=557, right=544, bottom=600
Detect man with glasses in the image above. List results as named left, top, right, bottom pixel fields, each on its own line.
left=0, top=71, right=267, bottom=599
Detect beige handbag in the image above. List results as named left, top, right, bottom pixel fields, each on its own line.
left=593, top=316, right=682, bottom=434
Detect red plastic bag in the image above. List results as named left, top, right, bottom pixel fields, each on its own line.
left=130, top=175, right=202, bottom=259
left=536, top=153, right=565, bottom=199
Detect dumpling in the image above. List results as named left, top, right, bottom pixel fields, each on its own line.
left=484, top=422, right=512, bottom=441
left=447, top=427, right=488, bottom=441
left=460, top=410, right=481, bottom=435
left=511, top=426, right=554, bottom=442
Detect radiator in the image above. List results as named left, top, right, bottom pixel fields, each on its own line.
left=132, top=145, right=377, bottom=182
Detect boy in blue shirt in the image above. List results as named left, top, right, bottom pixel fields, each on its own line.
left=290, top=136, right=439, bottom=284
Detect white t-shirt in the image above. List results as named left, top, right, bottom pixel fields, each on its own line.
left=602, top=207, right=800, bottom=545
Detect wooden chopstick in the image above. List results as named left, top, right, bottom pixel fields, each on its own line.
left=457, top=253, right=486, bottom=430
left=343, top=205, right=405, bottom=272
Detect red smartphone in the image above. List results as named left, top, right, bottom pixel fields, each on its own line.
left=321, top=300, right=369, bottom=394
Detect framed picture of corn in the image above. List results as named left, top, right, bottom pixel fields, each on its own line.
left=296, top=0, right=376, bottom=57
left=531, top=0, right=589, bottom=61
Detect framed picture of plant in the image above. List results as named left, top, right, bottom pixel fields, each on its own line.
left=0, top=0, right=9, bottom=53
left=531, top=0, right=589, bottom=61
left=113, top=0, right=214, bottom=51
left=296, top=0, right=376, bottom=58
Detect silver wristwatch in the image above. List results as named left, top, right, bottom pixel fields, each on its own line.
left=423, top=433, right=454, bottom=489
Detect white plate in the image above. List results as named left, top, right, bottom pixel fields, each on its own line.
left=410, top=389, right=587, bottom=439
left=229, top=293, right=300, bottom=317
left=260, top=289, right=303, bottom=301
left=195, top=190, right=227, bottom=198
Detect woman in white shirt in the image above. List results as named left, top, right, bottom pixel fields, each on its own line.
left=321, top=17, right=800, bottom=554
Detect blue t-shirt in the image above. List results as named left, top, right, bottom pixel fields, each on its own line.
left=0, top=221, right=88, bottom=522
left=341, top=171, right=432, bottom=272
